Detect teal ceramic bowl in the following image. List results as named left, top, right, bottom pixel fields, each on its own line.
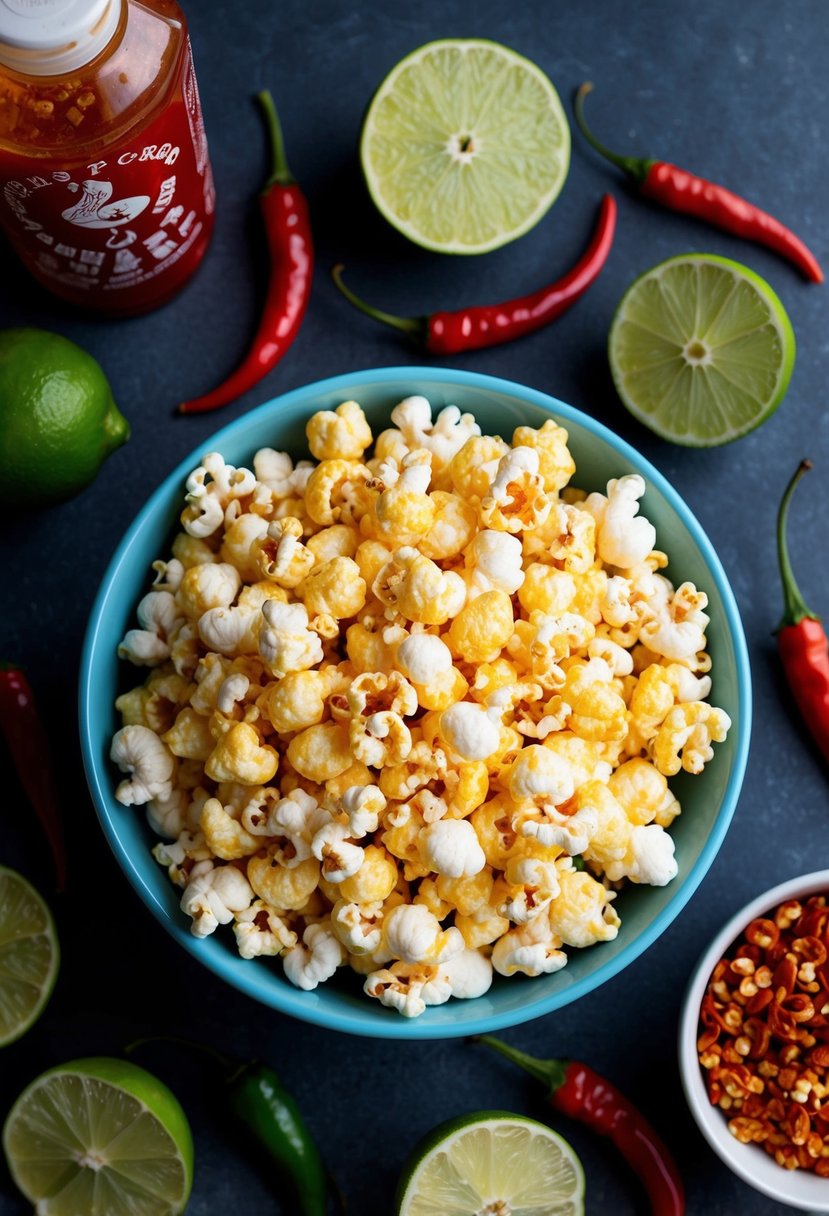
left=80, top=367, right=751, bottom=1039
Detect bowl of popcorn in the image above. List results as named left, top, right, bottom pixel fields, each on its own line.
left=81, top=366, right=750, bottom=1038
left=679, top=871, right=829, bottom=1211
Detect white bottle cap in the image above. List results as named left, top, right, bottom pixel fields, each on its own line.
left=0, top=0, right=121, bottom=76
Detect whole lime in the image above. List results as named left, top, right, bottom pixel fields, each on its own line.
left=0, top=328, right=130, bottom=508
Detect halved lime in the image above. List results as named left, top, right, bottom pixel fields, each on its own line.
left=0, top=865, right=59, bottom=1047
left=360, top=39, right=570, bottom=254
left=608, top=253, right=796, bottom=446
left=3, top=1057, right=194, bottom=1216
left=395, top=1110, right=585, bottom=1216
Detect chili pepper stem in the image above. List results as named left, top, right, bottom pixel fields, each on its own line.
left=256, top=89, right=295, bottom=189
left=475, top=1034, right=569, bottom=1092
left=573, top=83, right=650, bottom=183
left=330, top=265, right=427, bottom=342
left=776, top=460, right=819, bottom=629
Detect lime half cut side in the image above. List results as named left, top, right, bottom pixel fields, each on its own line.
left=361, top=39, right=570, bottom=254
left=3, top=1057, right=194, bottom=1216
left=608, top=253, right=796, bottom=446
left=0, top=866, right=59, bottom=1047
left=395, top=1110, right=585, bottom=1216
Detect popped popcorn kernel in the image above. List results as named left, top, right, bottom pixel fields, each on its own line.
left=112, top=394, right=730, bottom=1017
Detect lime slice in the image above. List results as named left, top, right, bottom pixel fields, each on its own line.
left=3, top=1057, right=194, bottom=1216
left=0, top=866, right=59, bottom=1046
left=360, top=39, right=570, bottom=254
left=608, top=253, right=796, bottom=446
left=395, top=1110, right=585, bottom=1216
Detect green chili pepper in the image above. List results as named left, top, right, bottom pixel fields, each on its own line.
left=127, top=1037, right=332, bottom=1215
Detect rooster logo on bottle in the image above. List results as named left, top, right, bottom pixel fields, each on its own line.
left=61, top=179, right=150, bottom=228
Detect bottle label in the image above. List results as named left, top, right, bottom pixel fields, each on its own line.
left=0, top=40, right=215, bottom=307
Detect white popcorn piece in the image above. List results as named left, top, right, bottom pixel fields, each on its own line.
left=463, top=530, right=525, bottom=599
left=341, top=785, right=386, bottom=838
left=520, top=804, right=599, bottom=856
left=499, top=856, right=561, bottom=925
left=390, top=396, right=481, bottom=468
left=118, top=591, right=184, bottom=666
left=639, top=582, right=710, bottom=661
left=420, top=819, right=486, bottom=878
left=439, top=701, right=502, bottom=761
left=217, top=672, right=250, bottom=715
left=259, top=600, right=324, bottom=678
left=491, top=915, right=568, bottom=978
left=584, top=474, right=657, bottom=569
left=395, top=633, right=453, bottom=684
left=111, top=725, right=176, bottom=805
left=312, top=822, right=365, bottom=883
left=282, top=922, right=345, bottom=990
left=508, top=745, right=575, bottom=809
left=146, top=789, right=191, bottom=840
left=180, top=861, right=253, bottom=938
left=440, top=948, right=493, bottom=1000
left=251, top=788, right=329, bottom=867
left=381, top=903, right=464, bottom=965
left=233, top=900, right=297, bottom=959
left=604, top=823, right=679, bottom=886
left=331, top=899, right=384, bottom=956
left=198, top=604, right=259, bottom=656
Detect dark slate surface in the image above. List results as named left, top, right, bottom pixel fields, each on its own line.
left=2, top=2, right=828, bottom=1213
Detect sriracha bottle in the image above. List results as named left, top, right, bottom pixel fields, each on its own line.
left=0, top=0, right=214, bottom=314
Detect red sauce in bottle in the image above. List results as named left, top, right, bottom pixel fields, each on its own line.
left=0, top=0, right=214, bottom=314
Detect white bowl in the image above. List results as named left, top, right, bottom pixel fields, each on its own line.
left=679, top=870, right=829, bottom=1212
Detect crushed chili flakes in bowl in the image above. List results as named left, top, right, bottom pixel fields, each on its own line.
left=698, top=893, right=829, bottom=1174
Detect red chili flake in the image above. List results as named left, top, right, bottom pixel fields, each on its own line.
left=697, top=892, right=829, bottom=1175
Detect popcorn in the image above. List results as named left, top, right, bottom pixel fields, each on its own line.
left=118, top=591, right=184, bottom=666
left=113, top=394, right=731, bottom=1017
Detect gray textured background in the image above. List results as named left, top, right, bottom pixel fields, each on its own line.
left=2, top=1, right=829, bottom=1213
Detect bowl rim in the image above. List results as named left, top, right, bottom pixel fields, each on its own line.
left=678, top=869, right=829, bottom=1211
left=79, top=365, right=752, bottom=1038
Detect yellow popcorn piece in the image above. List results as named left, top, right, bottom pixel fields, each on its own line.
left=548, top=867, right=620, bottom=948
left=264, top=666, right=346, bottom=734
left=299, top=555, right=366, bottom=619
left=447, top=590, right=514, bottom=664
left=419, top=491, right=477, bottom=560
left=563, top=660, right=629, bottom=744
left=608, top=757, right=680, bottom=828
left=517, top=563, right=577, bottom=616
left=449, top=433, right=509, bottom=499
left=652, top=701, right=731, bottom=777
left=305, top=458, right=371, bottom=527
left=338, top=844, right=398, bottom=903
left=374, top=548, right=465, bottom=626
left=306, top=400, right=373, bottom=461
left=200, top=797, right=261, bottom=860
left=512, top=419, right=576, bottom=493
left=306, top=523, right=359, bottom=564
left=204, top=722, right=278, bottom=786
left=251, top=517, right=316, bottom=590
left=247, top=851, right=321, bottom=910
left=287, top=721, right=353, bottom=783
left=162, top=708, right=214, bottom=760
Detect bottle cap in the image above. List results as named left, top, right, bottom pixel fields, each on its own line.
left=0, top=0, right=121, bottom=76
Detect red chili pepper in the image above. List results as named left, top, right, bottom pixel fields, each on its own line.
left=477, top=1035, right=685, bottom=1216
left=574, top=83, right=823, bottom=284
left=179, top=91, right=313, bottom=415
left=0, top=663, right=66, bottom=891
left=775, top=460, right=829, bottom=766
left=331, top=193, right=616, bottom=354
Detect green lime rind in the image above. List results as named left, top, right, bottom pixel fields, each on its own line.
left=0, top=327, right=129, bottom=508
left=2, top=1057, right=194, bottom=1216
left=0, top=866, right=59, bottom=1048
left=360, top=38, right=570, bottom=255
left=395, top=1109, right=586, bottom=1216
left=608, top=253, right=796, bottom=447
